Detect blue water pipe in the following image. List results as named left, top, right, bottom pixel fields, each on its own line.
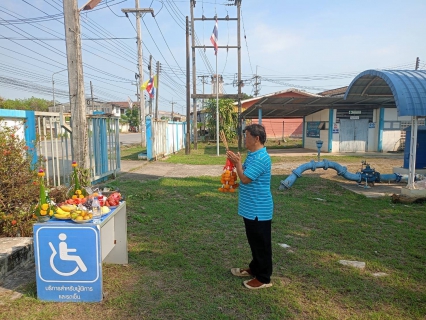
left=279, top=159, right=407, bottom=190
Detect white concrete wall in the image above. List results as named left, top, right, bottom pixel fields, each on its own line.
left=3, top=118, right=25, bottom=141
left=302, top=107, right=419, bottom=153
left=381, top=108, right=412, bottom=152
left=304, top=110, right=330, bottom=152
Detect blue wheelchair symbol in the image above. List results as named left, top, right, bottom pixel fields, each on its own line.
left=35, top=226, right=100, bottom=283
left=48, top=233, right=87, bottom=276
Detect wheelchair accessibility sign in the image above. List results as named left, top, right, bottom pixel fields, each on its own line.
left=34, top=225, right=102, bottom=302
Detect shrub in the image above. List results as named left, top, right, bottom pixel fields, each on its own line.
left=49, top=185, right=69, bottom=204
left=0, top=121, right=39, bottom=237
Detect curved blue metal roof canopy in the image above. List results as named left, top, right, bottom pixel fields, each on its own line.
left=344, top=69, right=426, bottom=116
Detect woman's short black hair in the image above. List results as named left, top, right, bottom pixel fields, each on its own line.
left=243, top=124, right=267, bottom=145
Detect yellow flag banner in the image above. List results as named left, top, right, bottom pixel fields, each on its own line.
left=140, top=75, right=157, bottom=91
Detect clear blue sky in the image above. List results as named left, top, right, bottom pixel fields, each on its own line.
left=0, top=0, right=425, bottom=113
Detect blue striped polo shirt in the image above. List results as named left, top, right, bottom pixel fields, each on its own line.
left=238, top=147, right=273, bottom=221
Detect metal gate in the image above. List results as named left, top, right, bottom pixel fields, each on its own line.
left=339, top=119, right=368, bottom=152
left=35, top=112, right=120, bottom=186
left=0, top=109, right=120, bottom=187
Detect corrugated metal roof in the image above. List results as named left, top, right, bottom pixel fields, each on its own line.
left=344, top=70, right=426, bottom=116
left=233, top=88, right=321, bottom=106
left=240, top=95, right=396, bottom=119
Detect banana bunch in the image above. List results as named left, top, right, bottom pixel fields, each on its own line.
left=54, top=207, right=71, bottom=219
left=60, top=204, right=77, bottom=212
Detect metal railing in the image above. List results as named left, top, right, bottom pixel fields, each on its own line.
left=35, top=111, right=120, bottom=187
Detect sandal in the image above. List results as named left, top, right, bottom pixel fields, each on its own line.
left=243, top=278, right=273, bottom=290
left=231, top=268, right=252, bottom=277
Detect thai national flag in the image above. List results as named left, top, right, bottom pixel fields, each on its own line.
left=210, top=18, right=218, bottom=55
left=146, top=77, right=155, bottom=98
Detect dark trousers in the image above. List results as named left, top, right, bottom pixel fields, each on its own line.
left=243, top=217, right=272, bottom=284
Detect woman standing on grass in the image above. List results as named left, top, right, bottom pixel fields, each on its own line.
left=226, top=124, right=273, bottom=290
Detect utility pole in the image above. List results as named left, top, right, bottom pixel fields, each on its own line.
left=198, top=75, right=209, bottom=109
left=121, top=4, right=154, bottom=148
left=190, top=2, right=198, bottom=150
left=198, top=75, right=209, bottom=138
left=149, top=54, right=153, bottom=115
left=155, top=60, right=160, bottom=119
left=237, top=0, right=243, bottom=150
left=415, top=57, right=420, bottom=70
left=170, top=99, right=175, bottom=121
left=90, top=81, right=95, bottom=114
left=170, top=99, right=175, bottom=153
left=186, top=16, right=191, bottom=155
left=63, top=0, right=89, bottom=168
left=253, top=65, right=261, bottom=97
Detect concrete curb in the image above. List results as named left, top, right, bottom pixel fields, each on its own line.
left=0, top=237, right=33, bottom=286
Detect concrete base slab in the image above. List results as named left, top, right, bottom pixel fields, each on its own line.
left=138, top=152, right=147, bottom=160
left=393, top=167, right=426, bottom=175
left=401, top=187, right=426, bottom=197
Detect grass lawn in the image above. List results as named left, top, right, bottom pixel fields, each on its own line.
left=2, top=143, right=425, bottom=319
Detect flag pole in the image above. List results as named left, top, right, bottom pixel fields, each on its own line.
left=216, top=55, right=219, bottom=156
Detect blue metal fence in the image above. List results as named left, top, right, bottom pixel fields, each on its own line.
left=0, top=108, right=120, bottom=187
left=146, top=116, right=186, bottom=160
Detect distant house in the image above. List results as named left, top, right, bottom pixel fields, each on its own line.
left=49, top=101, right=129, bottom=117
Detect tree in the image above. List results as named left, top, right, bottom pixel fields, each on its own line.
left=0, top=97, right=52, bottom=111
left=204, top=98, right=238, bottom=142
left=121, top=108, right=140, bottom=130
left=241, top=92, right=253, bottom=100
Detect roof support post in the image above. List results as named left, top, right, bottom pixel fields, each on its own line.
left=407, top=116, right=418, bottom=189
left=258, top=107, right=262, bottom=125
left=378, top=108, right=384, bottom=152
left=328, top=109, right=334, bottom=153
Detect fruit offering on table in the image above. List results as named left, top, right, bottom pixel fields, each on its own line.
left=105, top=192, right=122, bottom=207
left=65, top=190, right=87, bottom=206
left=70, top=209, right=92, bottom=221
left=101, top=206, right=111, bottom=215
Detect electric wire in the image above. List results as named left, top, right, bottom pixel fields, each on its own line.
left=141, top=17, right=185, bottom=85
left=153, top=16, right=185, bottom=75
left=15, top=1, right=135, bottom=81
left=240, top=7, right=253, bottom=75
left=0, top=5, right=137, bottom=67
left=44, top=0, right=139, bottom=70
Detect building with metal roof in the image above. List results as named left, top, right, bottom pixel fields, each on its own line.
left=241, top=69, right=426, bottom=155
